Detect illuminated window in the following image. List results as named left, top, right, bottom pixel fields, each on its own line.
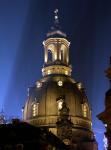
left=65, top=70, right=68, bottom=75
left=47, top=70, right=51, bottom=75
left=36, top=81, right=42, bottom=88
left=58, top=80, right=63, bottom=86
left=82, top=103, right=88, bottom=117
left=57, top=99, right=63, bottom=110
left=77, top=82, right=82, bottom=89
left=32, top=102, right=39, bottom=117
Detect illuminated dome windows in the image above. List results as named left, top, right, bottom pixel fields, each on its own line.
left=47, top=70, right=51, bottom=75
left=56, top=95, right=65, bottom=111
left=65, top=70, right=68, bottom=75
left=82, top=103, right=89, bottom=118
left=32, top=100, right=39, bottom=117
left=77, top=82, right=82, bottom=90
left=36, top=81, right=42, bottom=88
left=57, top=99, right=63, bottom=110
left=57, top=80, right=63, bottom=86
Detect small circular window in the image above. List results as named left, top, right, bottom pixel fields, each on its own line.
left=58, top=81, right=63, bottom=86
left=36, top=81, right=42, bottom=88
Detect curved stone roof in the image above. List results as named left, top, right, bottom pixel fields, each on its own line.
left=24, top=75, right=91, bottom=130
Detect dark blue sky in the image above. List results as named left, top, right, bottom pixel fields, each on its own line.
left=0, top=0, right=111, bottom=149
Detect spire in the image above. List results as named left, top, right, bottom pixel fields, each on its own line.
left=0, top=106, right=6, bottom=124
left=47, top=9, right=66, bottom=38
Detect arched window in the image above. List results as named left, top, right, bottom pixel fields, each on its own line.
left=82, top=103, right=88, bottom=117
left=48, top=50, right=53, bottom=62
left=60, top=44, right=67, bottom=63
left=47, top=44, right=55, bottom=62
left=57, top=99, right=63, bottom=110
left=32, top=101, right=39, bottom=117
left=56, top=95, right=65, bottom=110
left=61, top=49, right=64, bottom=62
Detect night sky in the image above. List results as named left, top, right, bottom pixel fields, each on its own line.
left=0, top=0, right=111, bottom=149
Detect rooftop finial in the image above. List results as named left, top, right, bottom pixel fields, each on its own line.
left=47, top=9, right=66, bottom=37
left=54, top=9, right=59, bottom=24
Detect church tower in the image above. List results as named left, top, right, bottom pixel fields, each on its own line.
left=23, top=10, right=98, bottom=150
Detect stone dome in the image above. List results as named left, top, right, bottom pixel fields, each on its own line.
left=24, top=74, right=92, bottom=131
